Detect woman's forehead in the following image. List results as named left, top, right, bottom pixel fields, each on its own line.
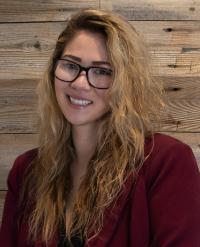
left=61, top=30, right=110, bottom=66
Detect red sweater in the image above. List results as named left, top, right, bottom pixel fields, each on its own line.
left=0, top=133, right=200, bottom=246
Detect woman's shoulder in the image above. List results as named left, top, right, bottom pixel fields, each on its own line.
left=7, top=148, right=38, bottom=189
left=12, top=148, right=38, bottom=172
left=144, top=132, right=195, bottom=162
left=142, top=133, right=199, bottom=188
left=145, top=132, right=191, bottom=152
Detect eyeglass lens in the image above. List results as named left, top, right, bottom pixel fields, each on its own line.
left=55, top=59, right=112, bottom=89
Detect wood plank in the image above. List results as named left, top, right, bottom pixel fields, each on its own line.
left=0, top=21, right=200, bottom=79
left=0, top=0, right=99, bottom=23
left=132, top=21, right=200, bottom=76
left=0, top=134, right=38, bottom=190
left=100, top=0, right=200, bottom=20
left=162, top=77, right=200, bottom=99
left=159, top=98, right=200, bottom=132
left=0, top=79, right=38, bottom=133
left=0, top=0, right=200, bottom=22
left=133, top=21, right=200, bottom=47
left=0, top=22, right=64, bottom=80
left=150, top=48, right=200, bottom=76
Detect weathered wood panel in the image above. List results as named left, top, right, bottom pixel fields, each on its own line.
left=150, top=48, right=200, bottom=76
left=0, top=0, right=99, bottom=22
left=100, top=0, right=200, bottom=20
left=0, top=79, right=38, bottom=133
left=133, top=21, right=200, bottom=47
left=163, top=77, right=200, bottom=99
left=0, top=22, right=61, bottom=80
left=160, top=98, right=200, bottom=132
left=1, top=21, right=200, bottom=80
left=1, top=0, right=200, bottom=22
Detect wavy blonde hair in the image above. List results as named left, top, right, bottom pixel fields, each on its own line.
left=20, top=8, right=165, bottom=245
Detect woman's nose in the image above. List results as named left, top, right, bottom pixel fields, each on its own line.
left=70, top=71, right=91, bottom=91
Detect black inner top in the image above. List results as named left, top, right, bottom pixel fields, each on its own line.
left=57, top=221, right=84, bottom=247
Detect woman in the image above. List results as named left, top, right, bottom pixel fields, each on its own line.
left=0, top=9, right=200, bottom=247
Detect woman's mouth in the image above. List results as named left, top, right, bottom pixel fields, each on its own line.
left=66, top=95, right=93, bottom=107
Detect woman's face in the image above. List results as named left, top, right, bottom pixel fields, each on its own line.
left=54, top=30, right=112, bottom=127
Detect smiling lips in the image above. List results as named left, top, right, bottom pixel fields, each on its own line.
left=67, top=95, right=93, bottom=106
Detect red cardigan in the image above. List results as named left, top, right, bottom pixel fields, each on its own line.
left=0, top=133, right=200, bottom=247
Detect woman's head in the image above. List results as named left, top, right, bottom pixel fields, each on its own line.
left=38, top=8, right=164, bottom=138
left=28, top=8, right=165, bottom=244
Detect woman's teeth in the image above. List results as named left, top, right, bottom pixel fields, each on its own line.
left=69, top=96, right=92, bottom=106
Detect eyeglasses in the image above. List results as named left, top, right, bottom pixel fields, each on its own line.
left=54, top=59, right=113, bottom=89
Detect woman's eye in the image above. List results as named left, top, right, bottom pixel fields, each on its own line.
left=61, top=61, right=78, bottom=71
left=94, top=68, right=112, bottom=76
left=65, top=63, right=77, bottom=70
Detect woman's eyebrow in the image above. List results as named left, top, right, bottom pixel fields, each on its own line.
left=62, top=54, right=81, bottom=62
left=62, top=54, right=111, bottom=66
left=92, top=61, right=111, bottom=66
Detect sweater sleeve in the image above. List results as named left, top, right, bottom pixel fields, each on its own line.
left=0, top=155, right=23, bottom=246
left=147, top=142, right=200, bottom=247
left=0, top=149, right=37, bottom=246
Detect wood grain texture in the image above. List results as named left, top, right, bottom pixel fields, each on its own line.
left=132, top=21, right=200, bottom=76
left=162, top=77, right=200, bottom=99
left=132, top=21, right=200, bottom=47
left=0, top=0, right=99, bottom=22
left=0, top=0, right=200, bottom=22
left=150, top=47, right=200, bottom=76
left=0, top=79, right=38, bottom=133
left=0, top=22, right=63, bottom=80
left=160, top=98, right=200, bottom=132
left=100, top=0, right=200, bottom=20
left=0, top=21, right=200, bottom=79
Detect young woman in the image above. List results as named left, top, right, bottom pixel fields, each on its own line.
left=0, top=9, right=200, bottom=247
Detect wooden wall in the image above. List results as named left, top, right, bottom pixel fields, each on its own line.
left=0, top=0, right=200, bottom=222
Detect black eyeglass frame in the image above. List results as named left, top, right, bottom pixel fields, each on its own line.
left=54, top=58, right=112, bottom=90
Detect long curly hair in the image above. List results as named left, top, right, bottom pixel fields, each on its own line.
left=20, top=8, right=165, bottom=245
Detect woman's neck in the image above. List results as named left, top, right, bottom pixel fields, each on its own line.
left=72, top=124, right=98, bottom=166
